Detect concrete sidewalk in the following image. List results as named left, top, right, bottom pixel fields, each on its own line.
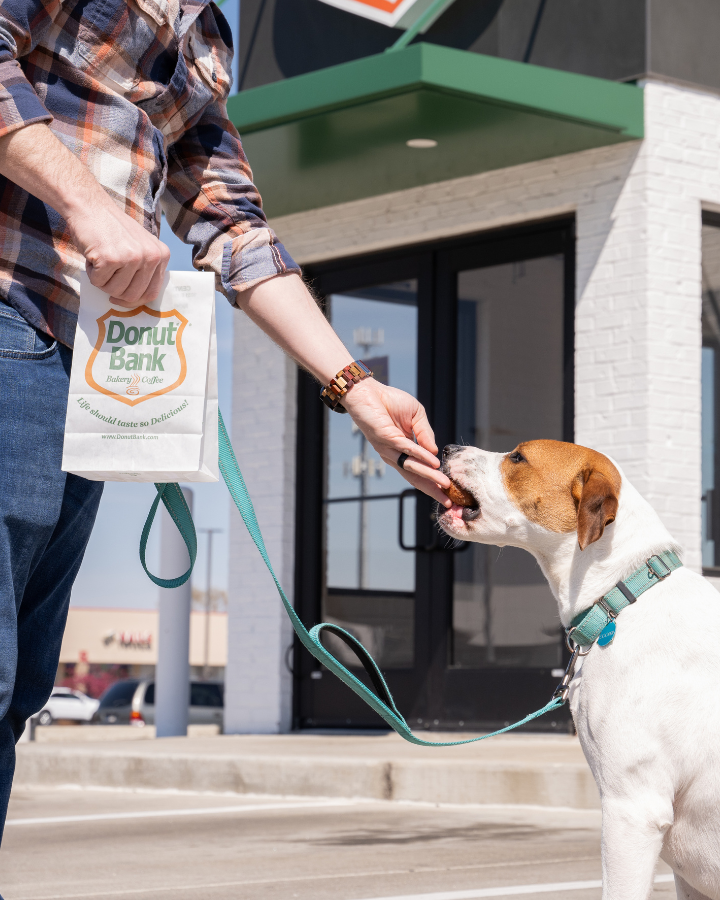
left=15, top=730, right=599, bottom=809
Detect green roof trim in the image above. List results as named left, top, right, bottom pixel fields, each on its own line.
left=229, top=43, right=644, bottom=218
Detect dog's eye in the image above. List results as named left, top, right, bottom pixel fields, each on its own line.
left=508, top=451, right=526, bottom=463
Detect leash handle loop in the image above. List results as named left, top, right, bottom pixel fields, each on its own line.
left=140, top=482, right=197, bottom=589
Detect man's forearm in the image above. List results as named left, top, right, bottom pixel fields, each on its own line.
left=237, top=272, right=451, bottom=503
left=237, top=273, right=354, bottom=384
left=0, top=122, right=112, bottom=221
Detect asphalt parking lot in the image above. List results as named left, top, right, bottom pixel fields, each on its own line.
left=2, top=787, right=674, bottom=900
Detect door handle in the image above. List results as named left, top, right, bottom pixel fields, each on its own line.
left=397, top=489, right=468, bottom=552
left=398, top=489, right=438, bottom=551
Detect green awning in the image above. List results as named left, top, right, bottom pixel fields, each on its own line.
left=228, top=43, right=644, bottom=219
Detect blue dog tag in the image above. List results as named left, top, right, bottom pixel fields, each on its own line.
left=598, top=620, right=616, bottom=647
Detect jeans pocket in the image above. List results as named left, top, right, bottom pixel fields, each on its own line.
left=0, top=308, right=58, bottom=359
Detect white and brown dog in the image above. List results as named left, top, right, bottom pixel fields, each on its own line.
left=438, top=440, right=720, bottom=900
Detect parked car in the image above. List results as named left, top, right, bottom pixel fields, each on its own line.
left=92, top=679, right=224, bottom=728
left=37, top=687, right=100, bottom=726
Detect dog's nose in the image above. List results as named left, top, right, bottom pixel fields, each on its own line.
left=443, top=444, right=463, bottom=460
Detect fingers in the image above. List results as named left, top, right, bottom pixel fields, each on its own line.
left=390, top=437, right=443, bottom=472
left=95, top=240, right=168, bottom=307
left=411, top=406, right=438, bottom=456
left=138, top=243, right=170, bottom=302
left=342, top=381, right=448, bottom=495
left=73, top=205, right=170, bottom=306
left=398, top=453, right=450, bottom=486
left=394, top=466, right=452, bottom=506
left=376, top=443, right=451, bottom=506
left=107, top=241, right=170, bottom=308
left=395, top=453, right=450, bottom=496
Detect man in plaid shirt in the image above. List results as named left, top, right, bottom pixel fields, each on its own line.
left=0, top=0, right=451, bottom=841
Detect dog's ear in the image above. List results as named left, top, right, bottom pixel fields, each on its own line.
left=575, top=470, right=619, bottom=550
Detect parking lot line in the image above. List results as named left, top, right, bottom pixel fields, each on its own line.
left=4, top=797, right=362, bottom=826
left=6, top=873, right=676, bottom=900
left=348, top=873, right=676, bottom=899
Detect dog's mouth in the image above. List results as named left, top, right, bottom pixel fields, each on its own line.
left=460, top=496, right=481, bottom=521
left=440, top=480, right=481, bottom=526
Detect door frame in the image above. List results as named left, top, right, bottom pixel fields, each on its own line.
left=294, top=216, right=576, bottom=732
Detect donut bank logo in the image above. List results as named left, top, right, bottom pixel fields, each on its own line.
left=316, top=0, right=435, bottom=27
left=84, top=307, right=188, bottom=407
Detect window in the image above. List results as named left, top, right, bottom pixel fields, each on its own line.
left=190, top=683, right=223, bottom=708
left=322, top=281, right=419, bottom=670
left=702, top=215, right=720, bottom=570
left=98, top=680, right=139, bottom=709
left=452, top=256, right=565, bottom=668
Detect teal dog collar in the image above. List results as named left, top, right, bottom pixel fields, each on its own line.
left=567, top=550, right=682, bottom=649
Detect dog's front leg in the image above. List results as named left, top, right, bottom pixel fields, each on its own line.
left=601, top=798, right=668, bottom=900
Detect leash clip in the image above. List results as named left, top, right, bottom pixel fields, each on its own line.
left=552, top=645, right=584, bottom=703
left=646, top=555, right=671, bottom=580
left=564, top=626, right=593, bottom=657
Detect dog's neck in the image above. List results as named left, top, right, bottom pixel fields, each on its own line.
left=527, top=479, right=680, bottom=626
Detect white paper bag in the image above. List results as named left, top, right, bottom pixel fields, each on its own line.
left=62, top=271, right=219, bottom=483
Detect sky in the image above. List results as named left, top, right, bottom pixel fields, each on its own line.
left=70, top=0, right=240, bottom=610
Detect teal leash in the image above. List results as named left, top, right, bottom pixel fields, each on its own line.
left=140, top=410, right=565, bottom=745
left=140, top=482, right=197, bottom=589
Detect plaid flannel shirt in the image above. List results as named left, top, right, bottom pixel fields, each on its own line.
left=0, top=0, right=299, bottom=347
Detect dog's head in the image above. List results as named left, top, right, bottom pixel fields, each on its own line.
left=438, top=440, right=621, bottom=552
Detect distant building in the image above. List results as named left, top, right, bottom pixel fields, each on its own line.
left=58, top=608, right=227, bottom=697
left=224, top=0, right=720, bottom=734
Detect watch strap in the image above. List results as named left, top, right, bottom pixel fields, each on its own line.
left=320, top=360, right=373, bottom=413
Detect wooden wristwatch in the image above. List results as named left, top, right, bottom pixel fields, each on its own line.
left=320, top=360, right=373, bottom=413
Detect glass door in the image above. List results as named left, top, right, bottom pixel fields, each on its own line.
left=452, top=259, right=565, bottom=671
left=294, top=255, right=436, bottom=728
left=323, top=281, right=419, bottom=671
left=296, top=221, right=574, bottom=732
left=432, top=227, right=574, bottom=730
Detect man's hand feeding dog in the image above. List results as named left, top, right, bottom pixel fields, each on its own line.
left=439, top=439, right=720, bottom=900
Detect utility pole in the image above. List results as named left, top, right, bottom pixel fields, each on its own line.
left=156, top=488, right=193, bottom=738
left=199, top=528, right=222, bottom=680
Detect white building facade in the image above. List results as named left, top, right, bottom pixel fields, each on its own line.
left=222, top=4, right=720, bottom=733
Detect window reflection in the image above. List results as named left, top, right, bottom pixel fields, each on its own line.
left=453, top=257, right=565, bottom=669
left=701, top=222, right=720, bottom=569
left=322, top=281, right=418, bottom=668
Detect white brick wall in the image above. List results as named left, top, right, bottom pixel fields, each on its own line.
left=226, top=80, right=720, bottom=732
left=269, top=80, right=720, bottom=572
left=225, top=315, right=297, bottom=733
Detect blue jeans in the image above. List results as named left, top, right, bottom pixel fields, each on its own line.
left=0, top=300, right=103, bottom=844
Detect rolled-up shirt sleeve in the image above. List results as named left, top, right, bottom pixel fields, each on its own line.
left=162, top=98, right=300, bottom=304
left=0, top=1, right=57, bottom=138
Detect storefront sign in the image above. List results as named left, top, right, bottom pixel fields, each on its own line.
left=316, top=0, right=441, bottom=28
left=103, top=630, right=153, bottom=650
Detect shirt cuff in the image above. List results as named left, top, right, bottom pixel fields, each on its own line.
left=219, top=228, right=301, bottom=304
left=0, top=59, right=53, bottom=139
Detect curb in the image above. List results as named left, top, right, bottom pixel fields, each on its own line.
left=15, top=744, right=600, bottom=809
